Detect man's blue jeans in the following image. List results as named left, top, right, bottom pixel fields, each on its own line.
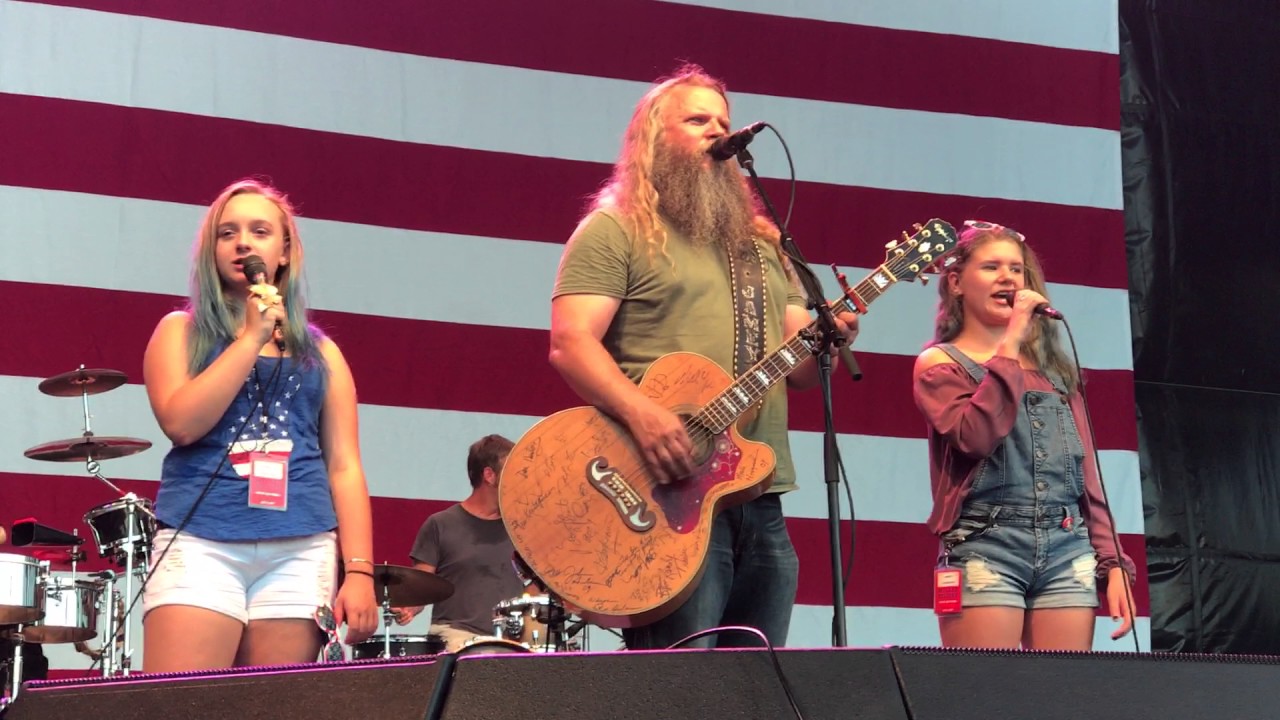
left=622, top=492, right=799, bottom=649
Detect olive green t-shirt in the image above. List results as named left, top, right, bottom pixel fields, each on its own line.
left=552, top=208, right=807, bottom=493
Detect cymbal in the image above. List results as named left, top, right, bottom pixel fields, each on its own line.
left=0, top=606, right=44, bottom=626
left=38, top=368, right=128, bottom=397
left=24, top=436, right=151, bottom=463
left=369, top=564, right=454, bottom=607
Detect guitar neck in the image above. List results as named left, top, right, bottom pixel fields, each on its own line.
left=694, top=265, right=895, bottom=435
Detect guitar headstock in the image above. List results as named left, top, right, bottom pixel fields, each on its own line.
left=882, top=219, right=958, bottom=285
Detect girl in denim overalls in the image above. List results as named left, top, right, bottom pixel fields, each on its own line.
left=912, top=221, right=1135, bottom=650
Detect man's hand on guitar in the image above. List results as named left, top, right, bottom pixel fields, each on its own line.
left=625, top=398, right=694, bottom=484
left=831, top=310, right=860, bottom=351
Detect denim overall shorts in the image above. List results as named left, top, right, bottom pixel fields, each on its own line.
left=936, top=344, right=1099, bottom=609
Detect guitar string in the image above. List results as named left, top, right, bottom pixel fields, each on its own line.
left=686, top=255, right=909, bottom=441
left=505, top=234, right=953, bottom=605
left=522, top=238, right=948, bottom=490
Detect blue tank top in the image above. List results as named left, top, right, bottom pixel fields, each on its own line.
left=156, top=346, right=336, bottom=541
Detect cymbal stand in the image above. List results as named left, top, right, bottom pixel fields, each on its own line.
left=70, top=366, right=123, bottom=494
left=85, top=457, right=125, bottom=497
left=379, top=583, right=394, bottom=659
left=96, top=569, right=118, bottom=677
left=61, top=366, right=125, bottom=497
left=3, top=626, right=25, bottom=705
left=113, top=497, right=151, bottom=676
left=543, top=590, right=571, bottom=652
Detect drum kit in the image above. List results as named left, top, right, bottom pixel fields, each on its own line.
left=351, top=553, right=584, bottom=661
left=1, top=366, right=157, bottom=704
left=487, top=550, right=583, bottom=653
left=1, top=366, right=587, bottom=705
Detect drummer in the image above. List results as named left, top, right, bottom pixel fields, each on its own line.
left=393, top=435, right=525, bottom=651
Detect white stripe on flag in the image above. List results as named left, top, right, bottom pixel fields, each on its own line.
left=0, top=376, right=1145, bottom=533
left=0, top=2, right=1121, bottom=209
left=0, top=186, right=1136, bottom=370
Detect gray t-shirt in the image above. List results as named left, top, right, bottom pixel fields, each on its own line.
left=410, top=504, right=525, bottom=635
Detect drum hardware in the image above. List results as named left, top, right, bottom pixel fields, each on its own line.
left=0, top=554, right=44, bottom=626
left=79, top=497, right=151, bottom=676
left=1, top=626, right=28, bottom=705
left=497, top=553, right=581, bottom=652
left=492, top=594, right=577, bottom=652
left=73, top=569, right=127, bottom=678
left=349, top=634, right=446, bottom=660
left=24, top=364, right=152, bottom=498
left=0, top=552, right=44, bottom=705
left=21, top=365, right=155, bottom=678
left=22, top=537, right=103, bottom=646
left=369, top=563, right=454, bottom=661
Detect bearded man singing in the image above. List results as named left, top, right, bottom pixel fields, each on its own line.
left=548, top=64, right=859, bottom=650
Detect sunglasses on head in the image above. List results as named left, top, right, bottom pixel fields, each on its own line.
left=963, top=220, right=1025, bottom=244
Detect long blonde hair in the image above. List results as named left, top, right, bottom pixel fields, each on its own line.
left=588, top=64, right=780, bottom=264
left=186, top=179, right=325, bottom=374
left=930, top=225, right=1078, bottom=393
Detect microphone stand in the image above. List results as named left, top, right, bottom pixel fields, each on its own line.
left=732, top=143, right=858, bottom=647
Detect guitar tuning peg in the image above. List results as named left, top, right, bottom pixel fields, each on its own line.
left=912, top=223, right=923, bottom=231
left=919, top=275, right=930, bottom=286
left=884, top=239, right=898, bottom=250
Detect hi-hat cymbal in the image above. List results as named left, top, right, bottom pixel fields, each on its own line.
left=24, top=436, right=151, bottom=463
left=38, top=368, right=128, bottom=397
left=370, top=564, right=454, bottom=607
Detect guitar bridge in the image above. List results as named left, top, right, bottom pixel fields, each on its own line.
left=587, top=457, right=656, bottom=532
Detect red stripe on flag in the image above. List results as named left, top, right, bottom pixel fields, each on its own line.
left=788, top=518, right=1150, bottom=613
left=25, top=0, right=1120, bottom=130
left=0, top=282, right=1139, bottom=450
left=0, top=93, right=1129, bottom=289
left=0, top=472, right=1149, bottom=616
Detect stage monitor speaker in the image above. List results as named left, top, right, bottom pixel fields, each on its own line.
left=890, top=646, right=1280, bottom=720
left=5, top=649, right=903, bottom=720
left=5, top=658, right=442, bottom=720
left=438, top=648, right=905, bottom=720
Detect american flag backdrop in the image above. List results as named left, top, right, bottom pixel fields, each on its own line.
left=0, top=0, right=1146, bottom=674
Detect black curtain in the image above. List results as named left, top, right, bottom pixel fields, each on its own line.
left=1122, top=0, right=1280, bottom=652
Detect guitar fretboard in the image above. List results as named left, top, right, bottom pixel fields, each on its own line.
left=689, top=218, right=956, bottom=436
left=693, top=267, right=892, bottom=435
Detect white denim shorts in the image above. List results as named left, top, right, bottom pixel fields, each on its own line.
left=142, top=528, right=338, bottom=624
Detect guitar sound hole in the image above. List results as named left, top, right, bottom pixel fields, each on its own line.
left=680, top=414, right=715, bottom=468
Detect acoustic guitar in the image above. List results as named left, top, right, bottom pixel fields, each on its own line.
left=500, top=220, right=958, bottom=627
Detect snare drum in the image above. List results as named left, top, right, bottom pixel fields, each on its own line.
left=0, top=553, right=44, bottom=625
left=493, top=594, right=566, bottom=652
left=24, top=576, right=103, bottom=643
left=84, top=497, right=156, bottom=561
left=350, top=634, right=446, bottom=660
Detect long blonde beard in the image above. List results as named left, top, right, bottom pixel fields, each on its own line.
left=652, top=143, right=758, bottom=252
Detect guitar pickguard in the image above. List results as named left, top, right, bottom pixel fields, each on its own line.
left=652, top=432, right=742, bottom=534
left=586, top=457, right=656, bottom=532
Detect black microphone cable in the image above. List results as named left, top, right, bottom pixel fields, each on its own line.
left=111, top=347, right=288, bottom=665
left=1060, top=318, right=1142, bottom=653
